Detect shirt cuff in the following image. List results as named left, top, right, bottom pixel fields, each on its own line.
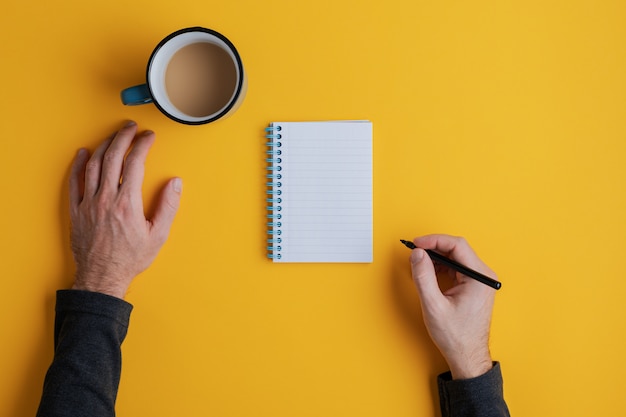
left=56, top=289, right=133, bottom=327
left=437, top=362, right=507, bottom=417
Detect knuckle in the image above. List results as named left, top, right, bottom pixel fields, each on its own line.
left=103, top=149, right=121, bottom=165
left=124, top=151, right=139, bottom=163
left=85, top=159, right=101, bottom=173
left=451, top=235, right=468, bottom=249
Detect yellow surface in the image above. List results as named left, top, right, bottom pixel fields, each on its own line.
left=1, top=1, right=625, bottom=416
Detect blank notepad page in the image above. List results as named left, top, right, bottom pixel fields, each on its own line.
left=266, top=121, right=373, bottom=263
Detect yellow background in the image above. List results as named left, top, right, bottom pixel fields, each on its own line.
left=1, top=0, right=625, bottom=416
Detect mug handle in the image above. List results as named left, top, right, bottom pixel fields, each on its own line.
left=121, top=84, right=153, bottom=106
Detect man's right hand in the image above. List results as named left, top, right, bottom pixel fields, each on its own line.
left=409, top=234, right=497, bottom=380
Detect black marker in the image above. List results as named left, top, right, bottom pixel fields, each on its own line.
left=400, top=239, right=501, bottom=290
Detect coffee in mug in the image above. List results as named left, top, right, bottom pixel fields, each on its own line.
left=121, top=27, right=246, bottom=125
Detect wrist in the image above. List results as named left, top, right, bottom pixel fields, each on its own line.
left=446, top=351, right=493, bottom=380
left=72, top=275, right=128, bottom=300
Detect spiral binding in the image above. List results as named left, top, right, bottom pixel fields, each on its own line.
left=266, top=125, right=283, bottom=260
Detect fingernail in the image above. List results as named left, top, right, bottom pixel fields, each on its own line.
left=173, top=178, right=183, bottom=193
left=142, top=130, right=154, bottom=136
left=77, top=148, right=88, bottom=158
left=125, top=120, right=137, bottom=128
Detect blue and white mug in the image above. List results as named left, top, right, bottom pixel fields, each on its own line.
left=121, top=27, right=246, bottom=125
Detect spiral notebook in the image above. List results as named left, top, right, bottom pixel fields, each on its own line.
left=265, top=121, right=373, bottom=263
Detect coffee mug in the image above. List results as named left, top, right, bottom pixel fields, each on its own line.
left=121, top=27, right=246, bottom=125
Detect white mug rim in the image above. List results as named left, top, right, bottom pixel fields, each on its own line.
left=146, top=27, right=244, bottom=125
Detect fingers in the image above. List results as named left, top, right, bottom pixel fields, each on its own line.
left=82, top=121, right=155, bottom=198
left=69, top=148, right=90, bottom=213
left=410, top=248, right=446, bottom=309
left=150, top=178, right=183, bottom=243
left=414, top=234, right=497, bottom=285
left=414, top=234, right=481, bottom=270
left=120, top=130, right=156, bottom=196
left=413, top=234, right=467, bottom=256
left=100, top=121, right=138, bottom=193
left=83, top=135, right=114, bottom=197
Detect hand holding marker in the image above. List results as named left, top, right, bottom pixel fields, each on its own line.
left=400, top=240, right=501, bottom=290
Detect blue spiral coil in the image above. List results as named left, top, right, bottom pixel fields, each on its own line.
left=266, top=124, right=283, bottom=260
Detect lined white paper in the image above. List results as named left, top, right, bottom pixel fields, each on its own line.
left=268, top=121, right=372, bottom=263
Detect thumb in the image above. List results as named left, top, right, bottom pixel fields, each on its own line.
left=151, top=177, right=182, bottom=242
left=410, top=249, right=445, bottom=308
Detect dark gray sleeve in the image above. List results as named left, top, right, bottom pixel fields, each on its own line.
left=36, top=290, right=133, bottom=417
left=438, top=362, right=510, bottom=417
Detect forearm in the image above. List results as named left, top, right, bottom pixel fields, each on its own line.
left=438, top=362, right=510, bottom=417
left=37, top=290, right=133, bottom=417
